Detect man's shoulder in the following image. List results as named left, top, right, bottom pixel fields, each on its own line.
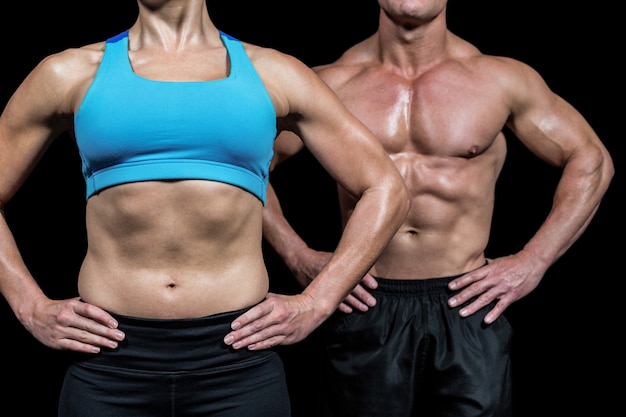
left=313, top=60, right=370, bottom=91
left=448, top=32, right=527, bottom=74
left=313, top=43, right=377, bottom=86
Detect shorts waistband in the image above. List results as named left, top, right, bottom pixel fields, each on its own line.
left=372, top=274, right=464, bottom=295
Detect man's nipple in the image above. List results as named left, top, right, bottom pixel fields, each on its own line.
left=467, top=145, right=479, bottom=156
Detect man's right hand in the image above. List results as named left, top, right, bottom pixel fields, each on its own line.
left=286, top=247, right=377, bottom=313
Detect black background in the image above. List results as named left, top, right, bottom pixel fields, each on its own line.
left=1, top=1, right=622, bottom=416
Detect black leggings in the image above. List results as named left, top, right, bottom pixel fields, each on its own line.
left=58, top=307, right=291, bottom=417
left=322, top=275, right=513, bottom=417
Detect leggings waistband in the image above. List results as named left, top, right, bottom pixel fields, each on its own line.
left=74, top=306, right=272, bottom=372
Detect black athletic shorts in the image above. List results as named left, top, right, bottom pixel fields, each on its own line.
left=321, top=274, right=513, bottom=417
left=58, top=307, right=291, bottom=417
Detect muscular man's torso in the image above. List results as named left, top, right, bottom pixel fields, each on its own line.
left=321, top=34, right=509, bottom=279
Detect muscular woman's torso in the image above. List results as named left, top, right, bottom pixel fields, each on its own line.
left=72, top=30, right=275, bottom=318
left=325, top=51, right=510, bottom=279
left=79, top=181, right=268, bottom=318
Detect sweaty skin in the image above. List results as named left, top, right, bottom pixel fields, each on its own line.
left=256, top=0, right=614, bottom=332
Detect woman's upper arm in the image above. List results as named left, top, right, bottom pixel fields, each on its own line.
left=0, top=51, right=79, bottom=204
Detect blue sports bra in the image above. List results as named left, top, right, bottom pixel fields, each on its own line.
left=75, top=30, right=276, bottom=204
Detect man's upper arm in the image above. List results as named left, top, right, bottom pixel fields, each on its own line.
left=271, top=131, right=305, bottom=171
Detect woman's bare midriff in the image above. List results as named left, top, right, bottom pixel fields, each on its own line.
left=77, top=180, right=269, bottom=318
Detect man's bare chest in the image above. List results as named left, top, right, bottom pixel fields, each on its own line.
left=341, top=77, right=508, bottom=158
